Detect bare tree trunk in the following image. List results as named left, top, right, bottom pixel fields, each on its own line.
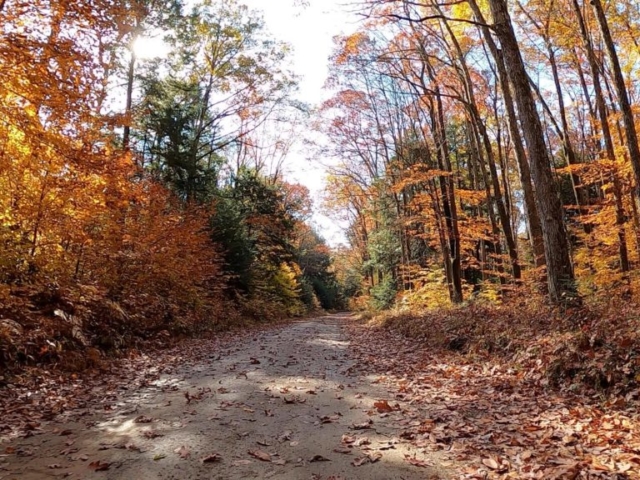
left=591, top=0, right=640, bottom=203
left=487, top=0, right=575, bottom=303
left=573, top=0, right=631, bottom=273
left=431, top=93, right=463, bottom=303
left=468, top=0, right=545, bottom=269
left=439, top=13, right=521, bottom=281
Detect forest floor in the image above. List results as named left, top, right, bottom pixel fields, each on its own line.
left=1, top=312, right=638, bottom=479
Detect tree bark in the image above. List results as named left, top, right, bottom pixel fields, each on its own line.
left=572, top=0, right=631, bottom=272
left=487, top=0, right=575, bottom=303
left=468, top=0, right=545, bottom=269
left=591, top=0, right=640, bottom=203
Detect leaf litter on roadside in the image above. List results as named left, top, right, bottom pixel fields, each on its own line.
left=346, top=319, right=640, bottom=479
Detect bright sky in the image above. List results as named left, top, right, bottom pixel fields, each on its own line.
left=136, top=0, right=358, bottom=245
left=242, top=0, right=359, bottom=246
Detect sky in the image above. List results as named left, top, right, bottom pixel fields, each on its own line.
left=135, top=0, right=359, bottom=246
left=241, top=0, right=360, bottom=246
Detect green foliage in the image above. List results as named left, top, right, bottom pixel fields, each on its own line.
left=370, top=275, right=398, bottom=311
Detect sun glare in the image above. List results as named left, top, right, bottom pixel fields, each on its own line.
left=133, top=36, right=169, bottom=60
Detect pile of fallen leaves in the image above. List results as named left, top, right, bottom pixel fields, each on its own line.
left=347, top=301, right=640, bottom=478
left=372, top=300, right=640, bottom=396
left=0, top=282, right=293, bottom=377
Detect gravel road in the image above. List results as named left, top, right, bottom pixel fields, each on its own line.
left=2, top=314, right=448, bottom=479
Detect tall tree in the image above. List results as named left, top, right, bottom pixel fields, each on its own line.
left=485, top=0, right=575, bottom=302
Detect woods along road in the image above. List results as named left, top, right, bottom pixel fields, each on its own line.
left=2, top=314, right=449, bottom=479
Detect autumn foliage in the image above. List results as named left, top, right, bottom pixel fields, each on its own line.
left=0, top=0, right=339, bottom=373
left=321, top=0, right=640, bottom=311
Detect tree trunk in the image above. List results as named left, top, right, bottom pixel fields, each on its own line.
left=591, top=0, right=640, bottom=203
left=468, top=0, right=545, bottom=269
left=573, top=0, right=631, bottom=273
left=440, top=14, right=521, bottom=281
left=487, top=0, right=575, bottom=303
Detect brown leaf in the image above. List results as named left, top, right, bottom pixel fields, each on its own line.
left=482, top=457, right=500, bottom=470
left=134, top=415, right=153, bottom=424
left=333, top=446, right=352, bottom=454
left=352, top=457, right=368, bottom=466
left=88, top=460, right=111, bottom=471
left=405, top=455, right=433, bottom=468
left=353, top=437, right=371, bottom=447
left=174, top=446, right=190, bottom=459
left=367, top=452, right=382, bottom=463
left=320, top=415, right=340, bottom=424
left=341, top=434, right=356, bottom=444
left=351, top=419, right=373, bottom=430
left=373, top=400, right=394, bottom=413
left=248, top=449, right=271, bottom=462
left=201, top=453, right=222, bottom=463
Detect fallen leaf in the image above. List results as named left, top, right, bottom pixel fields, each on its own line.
left=341, top=434, right=356, bottom=444
left=353, top=437, right=371, bottom=447
left=333, top=446, right=352, bottom=454
left=202, top=453, right=222, bottom=463
left=482, top=457, right=500, bottom=470
left=320, top=415, right=340, bottom=424
left=174, top=446, right=190, bottom=459
left=351, top=419, right=373, bottom=430
left=153, top=453, right=166, bottom=461
left=248, top=449, right=271, bottom=462
left=352, top=457, right=368, bottom=466
left=88, top=460, right=111, bottom=471
left=134, top=415, right=153, bottom=424
left=405, top=455, right=433, bottom=468
left=373, top=400, right=394, bottom=413
left=367, top=452, right=382, bottom=463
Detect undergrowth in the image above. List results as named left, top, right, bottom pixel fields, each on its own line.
left=367, top=295, right=640, bottom=397
left=0, top=283, right=297, bottom=376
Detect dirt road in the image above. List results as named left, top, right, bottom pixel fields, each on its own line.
left=2, top=314, right=448, bottom=479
